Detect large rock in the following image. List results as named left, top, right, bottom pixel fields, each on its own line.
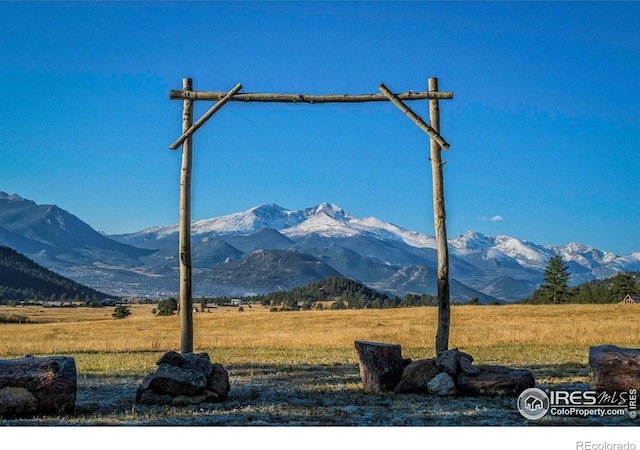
left=208, top=363, right=231, bottom=401
left=456, top=364, right=535, bottom=397
left=156, top=350, right=185, bottom=368
left=436, top=349, right=460, bottom=376
left=141, top=364, right=207, bottom=397
left=458, top=352, right=480, bottom=376
left=427, top=372, right=456, bottom=396
left=394, top=359, right=439, bottom=394
left=137, top=351, right=230, bottom=405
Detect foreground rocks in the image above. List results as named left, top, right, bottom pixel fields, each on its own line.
left=390, top=348, right=535, bottom=397
left=136, top=351, right=230, bottom=406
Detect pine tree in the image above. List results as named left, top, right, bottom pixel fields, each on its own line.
left=112, top=305, right=131, bottom=319
left=540, top=255, right=572, bottom=304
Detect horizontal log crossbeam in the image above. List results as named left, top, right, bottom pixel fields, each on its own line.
left=170, top=89, right=454, bottom=103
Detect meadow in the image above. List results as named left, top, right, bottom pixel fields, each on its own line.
left=0, top=303, right=638, bottom=425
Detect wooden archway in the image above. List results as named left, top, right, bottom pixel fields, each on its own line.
left=168, top=78, right=454, bottom=354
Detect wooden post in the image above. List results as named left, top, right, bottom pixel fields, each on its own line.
left=429, top=77, right=450, bottom=353
left=179, top=77, right=194, bottom=355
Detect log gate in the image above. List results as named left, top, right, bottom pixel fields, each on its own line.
left=168, top=78, right=454, bottom=354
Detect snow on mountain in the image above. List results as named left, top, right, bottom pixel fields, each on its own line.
left=449, top=231, right=551, bottom=268
left=116, top=202, right=437, bottom=249
left=4, top=192, right=640, bottom=301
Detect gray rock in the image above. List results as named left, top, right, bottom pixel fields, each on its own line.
left=458, top=353, right=480, bottom=376
left=427, top=372, right=457, bottom=396
left=394, top=358, right=439, bottom=394
left=207, top=363, right=231, bottom=401
left=436, top=349, right=460, bottom=376
left=137, top=389, right=174, bottom=405
left=183, top=353, right=214, bottom=380
left=146, top=364, right=207, bottom=397
left=156, top=351, right=185, bottom=368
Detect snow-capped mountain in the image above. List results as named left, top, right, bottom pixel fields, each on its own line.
left=3, top=192, right=640, bottom=301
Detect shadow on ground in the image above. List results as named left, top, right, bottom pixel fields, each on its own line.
left=1, top=363, right=636, bottom=426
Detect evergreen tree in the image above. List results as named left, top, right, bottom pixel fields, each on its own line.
left=156, top=297, right=178, bottom=316
left=112, top=305, right=131, bottom=319
left=609, top=273, right=637, bottom=301
left=540, top=255, right=572, bottom=304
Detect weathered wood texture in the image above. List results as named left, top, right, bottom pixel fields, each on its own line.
left=170, top=90, right=454, bottom=103
left=0, top=356, right=76, bottom=417
left=354, top=341, right=405, bottom=393
left=456, top=365, right=535, bottom=397
left=589, top=344, right=640, bottom=391
left=169, top=82, right=243, bottom=150
left=378, top=83, right=450, bottom=150
left=179, top=77, right=194, bottom=355
left=429, top=78, right=451, bottom=353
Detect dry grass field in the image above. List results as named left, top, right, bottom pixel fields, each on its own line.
left=0, top=303, right=639, bottom=426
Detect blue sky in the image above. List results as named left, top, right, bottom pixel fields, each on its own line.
left=1, top=1, right=639, bottom=255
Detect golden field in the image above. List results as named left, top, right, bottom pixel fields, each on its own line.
left=1, top=303, right=639, bottom=379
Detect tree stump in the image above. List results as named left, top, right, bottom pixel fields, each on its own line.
left=589, top=345, right=640, bottom=391
left=354, top=341, right=404, bottom=393
left=0, top=356, right=76, bottom=417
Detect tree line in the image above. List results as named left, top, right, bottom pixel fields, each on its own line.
left=521, top=255, right=639, bottom=304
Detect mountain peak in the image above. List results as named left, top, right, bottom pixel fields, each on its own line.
left=0, top=192, right=36, bottom=205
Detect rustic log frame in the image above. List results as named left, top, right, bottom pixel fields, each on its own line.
left=169, top=79, right=453, bottom=355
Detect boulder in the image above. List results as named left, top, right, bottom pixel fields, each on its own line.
left=456, top=364, right=535, bottom=397
left=143, top=364, right=207, bottom=397
left=427, top=372, right=456, bottom=396
left=436, top=349, right=460, bottom=376
left=207, top=363, right=231, bottom=401
left=393, top=359, right=439, bottom=394
left=458, top=352, right=480, bottom=376
left=156, top=350, right=184, bottom=368
left=137, top=351, right=230, bottom=405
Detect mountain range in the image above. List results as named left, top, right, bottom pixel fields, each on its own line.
left=2, top=191, right=639, bottom=303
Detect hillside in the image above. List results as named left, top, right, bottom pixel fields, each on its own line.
left=0, top=245, right=113, bottom=303
left=202, top=276, right=439, bottom=310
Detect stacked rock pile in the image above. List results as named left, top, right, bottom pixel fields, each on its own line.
left=136, top=351, right=230, bottom=406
